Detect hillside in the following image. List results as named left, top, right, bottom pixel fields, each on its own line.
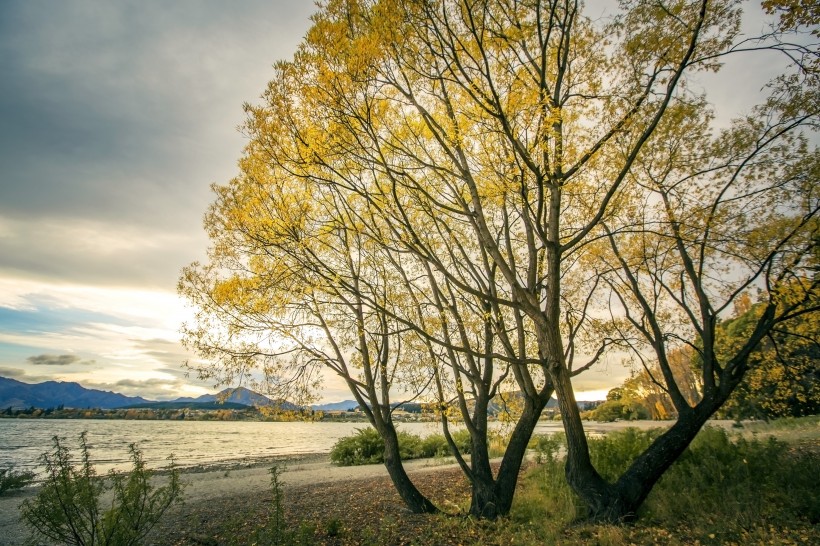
left=0, top=376, right=151, bottom=410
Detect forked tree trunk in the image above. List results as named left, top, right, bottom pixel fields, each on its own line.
left=490, top=395, right=550, bottom=515
left=559, top=378, right=728, bottom=522
left=467, top=393, right=551, bottom=519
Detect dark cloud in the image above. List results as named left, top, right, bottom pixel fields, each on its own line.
left=26, top=354, right=82, bottom=366
left=0, top=366, right=28, bottom=379
left=114, top=377, right=185, bottom=390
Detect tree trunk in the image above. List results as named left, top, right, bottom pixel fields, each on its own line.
left=563, top=392, right=724, bottom=523
left=380, top=425, right=439, bottom=514
left=491, top=393, right=551, bottom=515
left=466, top=392, right=552, bottom=518
left=551, top=365, right=621, bottom=519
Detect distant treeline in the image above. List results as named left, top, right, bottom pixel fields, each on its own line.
left=0, top=405, right=329, bottom=422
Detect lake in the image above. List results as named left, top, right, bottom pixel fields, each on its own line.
left=1, top=419, right=571, bottom=474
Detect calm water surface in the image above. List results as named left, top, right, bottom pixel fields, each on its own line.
left=0, top=419, right=565, bottom=474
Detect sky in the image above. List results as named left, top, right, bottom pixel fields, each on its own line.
left=0, top=1, right=788, bottom=403
left=0, top=0, right=324, bottom=401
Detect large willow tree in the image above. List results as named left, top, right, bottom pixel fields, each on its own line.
left=181, top=0, right=818, bottom=522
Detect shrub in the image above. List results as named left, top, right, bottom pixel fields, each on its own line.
left=331, top=427, right=481, bottom=466
left=526, top=425, right=820, bottom=540
left=420, top=433, right=450, bottom=457
left=330, top=428, right=385, bottom=466
left=19, top=432, right=183, bottom=546
left=448, top=429, right=473, bottom=454
left=0, top=466, right=36, bottom=495
left=530, top=432, right=565, bottom=464
left=397, top=430, right=426, bottom=460
left=646, top=426, right=820, bottom=531
left=587, top=427, right=665, bottom=482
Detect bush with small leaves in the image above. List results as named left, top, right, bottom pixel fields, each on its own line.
left=19, top=432, right=183, bottom=546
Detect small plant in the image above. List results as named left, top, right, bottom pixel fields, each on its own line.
left=325, top=517, right=343, bottom=537
left=0, top=466, right=36, bottom=495
left=19, top=432, right=183, bottom=546
left=249, top=464, right=314, bottom=545
left=531, top=432, right=565, bottom=464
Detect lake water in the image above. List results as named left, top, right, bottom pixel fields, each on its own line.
left=0, top=419, right=569, bottom=475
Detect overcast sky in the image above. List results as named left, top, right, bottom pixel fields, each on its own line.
left=0, top=0, right=328, bottom=400
left=0, top=1, right=788, bottom=403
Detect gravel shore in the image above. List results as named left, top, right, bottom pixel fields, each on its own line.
left=0, top=453, right=468, bottom=546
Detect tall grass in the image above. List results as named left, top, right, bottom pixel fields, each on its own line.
left=520, top=424, right=820, bottom=544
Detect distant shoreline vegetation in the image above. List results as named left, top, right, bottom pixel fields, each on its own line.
left=0, top=404, right=430, bottom=423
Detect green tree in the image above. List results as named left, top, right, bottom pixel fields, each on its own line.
left=717, top=298, right=820, bottom=419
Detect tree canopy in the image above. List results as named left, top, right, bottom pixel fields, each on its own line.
left=181, top=0, right=819, bottom=523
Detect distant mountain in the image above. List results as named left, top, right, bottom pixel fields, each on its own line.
left=311, top=400, right=360, bottom=412
left=0, top=376, right=151, bottom=410
left=0, top=377, right=303, bottom=411
left=123, top=400, right=252, bottom=410
left=172, top=387, right=271, bottom=406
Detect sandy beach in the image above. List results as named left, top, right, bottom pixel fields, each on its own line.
left=0, top=452, right=466, bottom=546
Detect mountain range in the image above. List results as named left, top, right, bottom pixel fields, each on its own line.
left=0, top=376, right=356, bottom=412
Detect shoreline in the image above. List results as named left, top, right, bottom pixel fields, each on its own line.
left=0, top=450, right=463, bottom=546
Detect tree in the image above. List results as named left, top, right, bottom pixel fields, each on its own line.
left=616, top=347, right=703, bottom=420
left=182, top=0, right=819, bottom=523
left=593, top=40, right=818, bottom=517
left=717, top=298, right=820, bottom=419
left=180, top=170, right=439, bottom=512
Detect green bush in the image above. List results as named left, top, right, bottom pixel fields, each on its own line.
left=420, top=433, right=450, bottom=457
left=530, top=432, right=565, bottom=464
left=588, top=427, right=664, bottom=481
left=0, top=466, right=36, bottom=495
left=19, top=432, right=183, bottom=546
left=585, top=400, right=650, bottom=422
left=330, top=428, right=385, bottom=466
left=397, top=430, right=426, bottom=460
left=330, top=427, right=478, bottom=466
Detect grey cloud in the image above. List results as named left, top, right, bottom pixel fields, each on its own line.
left=27, top=354, right=82, bottom=366
left=83, top=376, right=184, bottom=398
left=114, top=377, right=185, bottom=390
left=0, top=366, right=28, bottom=378
left=0, top=366, right=55, bottom=383
left=110, top=377, right=189, bottom=401
left=0, top=1, right=315, bottom=288
left=0, top=215, right=207, bottom=289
